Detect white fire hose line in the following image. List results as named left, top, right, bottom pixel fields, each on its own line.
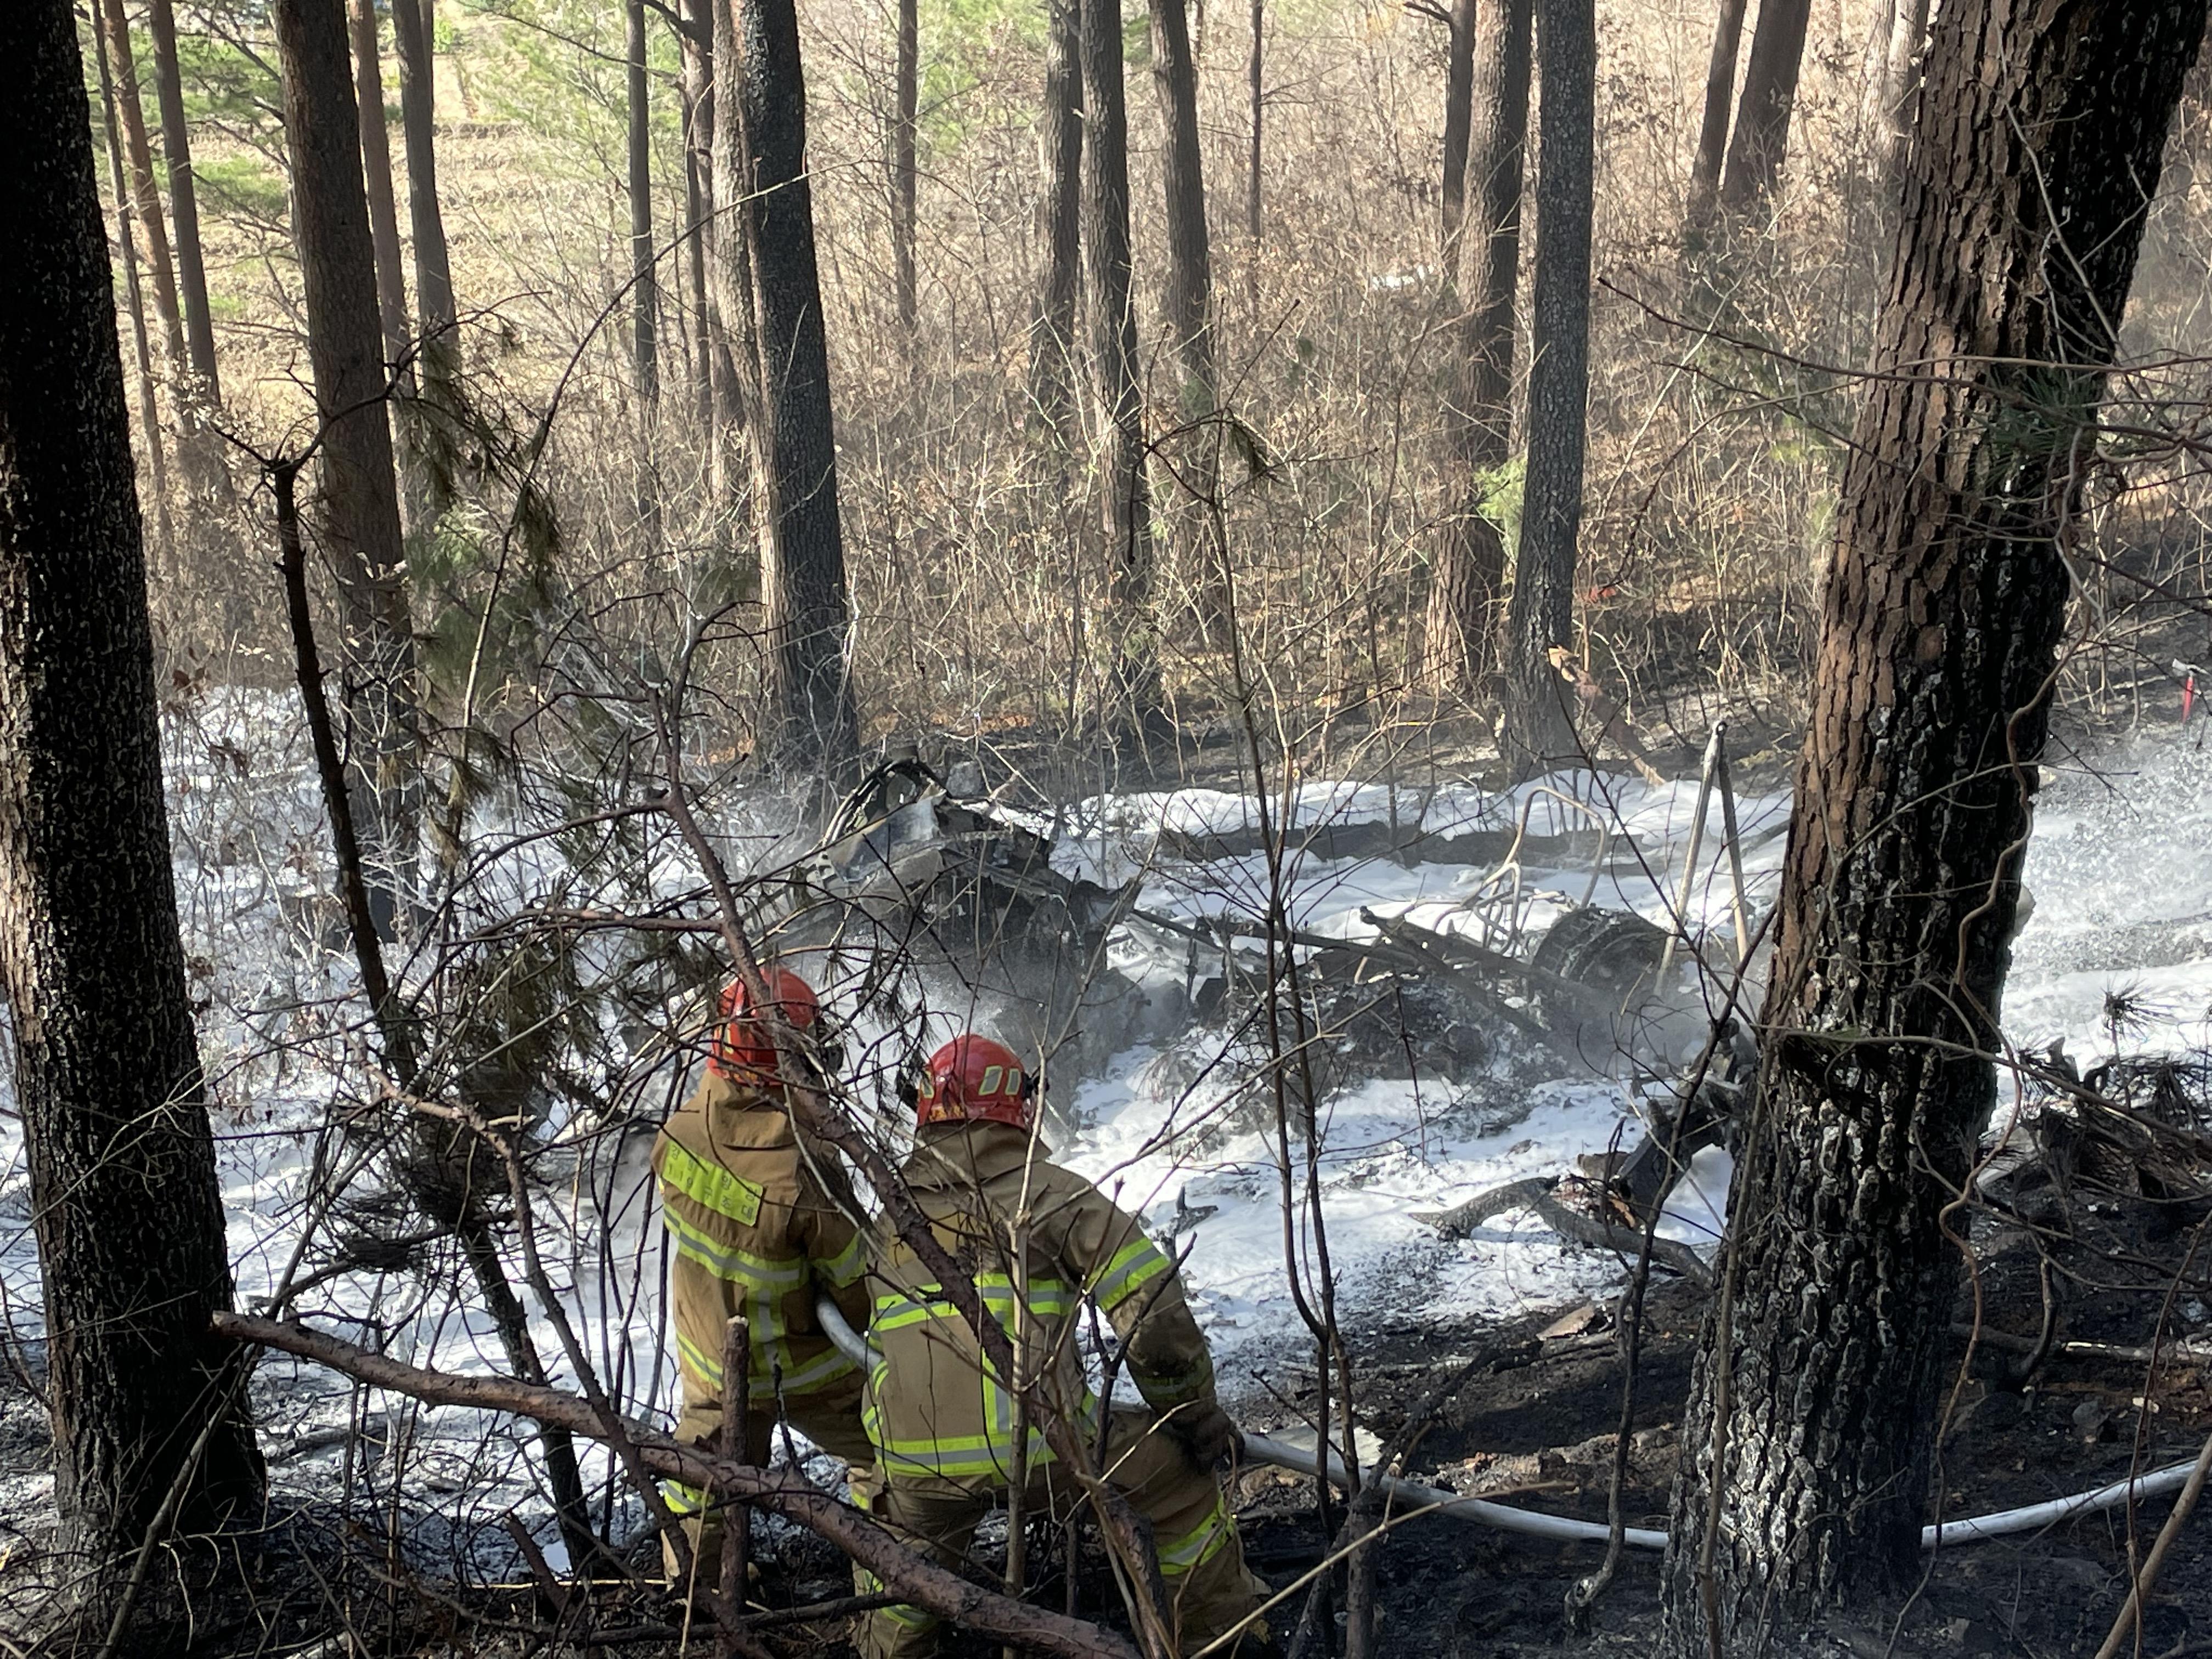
left=815, top=1299, right=2198, bottom=1553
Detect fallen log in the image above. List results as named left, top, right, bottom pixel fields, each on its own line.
left=211, top=1312, right=1139, bottom=1659
left=1410, top=1176, right=1716, bottom=1289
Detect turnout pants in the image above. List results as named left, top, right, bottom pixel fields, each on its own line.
left=663, top=1370, right=878, bottom=1588
left=859, top=1408, right=1267, bottom=1659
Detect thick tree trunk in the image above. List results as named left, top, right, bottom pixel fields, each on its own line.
left=93, top=18, right=178, bottom=577
left=1717, top=0, right=1812, bottom=218
left=1081, top=0, right=1160, bottom=723
left=347, top=0, right=413, bottom=374
left=1661, top=3, right=2210, bottom=1651
left=146, top=0, right=221, bottom=401
left=0, top=0, right=264, bottom=1612
left=894, top=0, right=919, bottom=336
left=728, top=0, right=859, bottom=768
left=94, top=0, right=187, bottom=376
left=392, top=0, right=458, bottom=514
left=1029, top=0, right=1084, bottom=443
left=1149, top=0, right=1224, bottom=639
left=1499, top=0, right=1593, bottom=774
left=627, top=0, right=660, bottom=409
left=1684, top=0, right=1751, bottom=235
left=273, top=0, right=420, bottom=938
left=1423, top=0, right=1529, bottom=695
left=1439, top=0, right=1477, bottom=244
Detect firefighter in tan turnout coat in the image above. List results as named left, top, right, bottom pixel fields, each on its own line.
left=652, top=965, right=876, bottom=1577
left=859, top=1035, right=1268, bottom=1658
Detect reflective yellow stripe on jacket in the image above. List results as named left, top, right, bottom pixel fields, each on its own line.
left=658, top=1133, right=856, bottom=1396
left=863, top=1273, right=1097, bottom=1480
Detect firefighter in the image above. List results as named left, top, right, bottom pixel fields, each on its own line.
left=858, top=1034, right=1269, bottom=1659
left=652, top=964, right=875, bottom=1582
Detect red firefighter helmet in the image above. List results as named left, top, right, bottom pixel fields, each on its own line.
left=709, top=966, right=821, bottom=1082
left=915, top=1035, right=1034, bottom=1131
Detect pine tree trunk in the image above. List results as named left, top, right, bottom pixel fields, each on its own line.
left=0, top=3, right=264, bottom=1614
left=1148, top=0, right=1223, bottom=640
left=627, top=0, right=660, bottom=410
left=1662, top=4, right=2210, bottom=1651
left=273, top=0, right=419, bottom=939
left=94, top=0, right=187, bottom=376
left=1717, top=0, right=1812, bottom=217
left=392, top=0, right=457, bottom=512
left=1438, top=0, right=1477, bottom=245
left=146, top=0, right=221, bottom=402
left=728, top=0, right=859, bottom=768
left=679, top=0, right=715, bottom=442
left=93, top=0, right=177, bottom=577
left=347, top=0, right=413, bottom=375
left=1684, top=0, right=1751, bottom=235
left=1423, top=0, right=1528, bottom=695
left=1029, top=0, right=1084, bottom=443
left=1246, top=0, right=1263, bottom=247
left=894, top=0, right=919, bottom=336
left=1499, top=0, right=1592, bottom=774
left=1081, top=0, right=1160, bottom=725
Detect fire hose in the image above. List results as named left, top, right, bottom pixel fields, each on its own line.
left=816, top=1299, right=2200, bottom=1550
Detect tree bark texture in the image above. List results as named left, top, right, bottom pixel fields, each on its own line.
left=1718, top=0, right=1812, bottom=217
left=1149, top=0, right=1224, bottom=637
left=1874, top=0, right=1932, bottom=187
left=1661, top=3, right=2210, bottom=1650
left=1080, top=0, right=1160, bottom=721
left=728, top=0, right=860, bottom=768
left=1499, top=0, right=1593, bottom=774
left=1246, top=0, right=1263, bottom=244
left=146, top=0, right=221, bottom=401
left=1438, top=0, right=1477, bottom=245
left=1423, top=0, right=1529, bottom=693
left=627, top=0, right=661, bottom=408
left=1029, top=0, right=1084, bottom=443
left=93, top=16, right=177, bottom=575
left=273, top=0, right=420, bottom=933
left=894, top=0, right=919, bottom=335
left=392, top=0, right=458, bottom=508
left=95, top=0, right=187, bottom=377
left=347, top=0, right=414, bottom=377
left=679, top=0, right=715, bottom=440
left=0, top=0, right=264, bottom=1583
left=1684, top=0, right=1752, bottom=234
left=707, top=0, right=758, bottom=557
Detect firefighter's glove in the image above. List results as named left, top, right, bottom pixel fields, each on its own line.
left=1169, top=1402, right=1239, bottom=1469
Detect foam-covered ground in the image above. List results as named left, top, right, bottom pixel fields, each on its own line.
left=3, top=707, right=2209, bottom=1564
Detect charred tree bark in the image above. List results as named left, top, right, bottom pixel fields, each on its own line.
left=272, top=0, right=419, bottom=939
left=392, top=0, right=457, bottom=514
left=1149, top=0, right=1224, bottom=639
left=728, top=0, right=859, bottom=768
left=627, top=0, right=660, bottom=410
left=1684, top=0, right=1751, bottom=235
left=1029, top=0, right=1084, bottom=443
left=347, top=0, right=413, bottom=376
left=93, top=16, right=177, bottom=575
left=1423, top=0, right=1529, bottom=695
left=1661, top=2, right=2210, bottom=1651
left=1499, top=0, right=1593, bottom=774
left=1717, top=0, right=1812, bottom=218
left=1439, top=0, right=1477, bottom=244
left=1081, top=0, right=1160, bottom=724
left=0, top=0, right=264, bottom=1610
left=894, top=0, right=919, bottom=336
left=147, top=0, right=221, bottom=402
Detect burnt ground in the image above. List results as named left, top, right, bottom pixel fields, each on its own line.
left=1, top=1210, right=2207, bottom=1657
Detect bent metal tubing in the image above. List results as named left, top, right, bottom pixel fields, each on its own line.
left=815, top=1301, right=2198, bottom=1552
